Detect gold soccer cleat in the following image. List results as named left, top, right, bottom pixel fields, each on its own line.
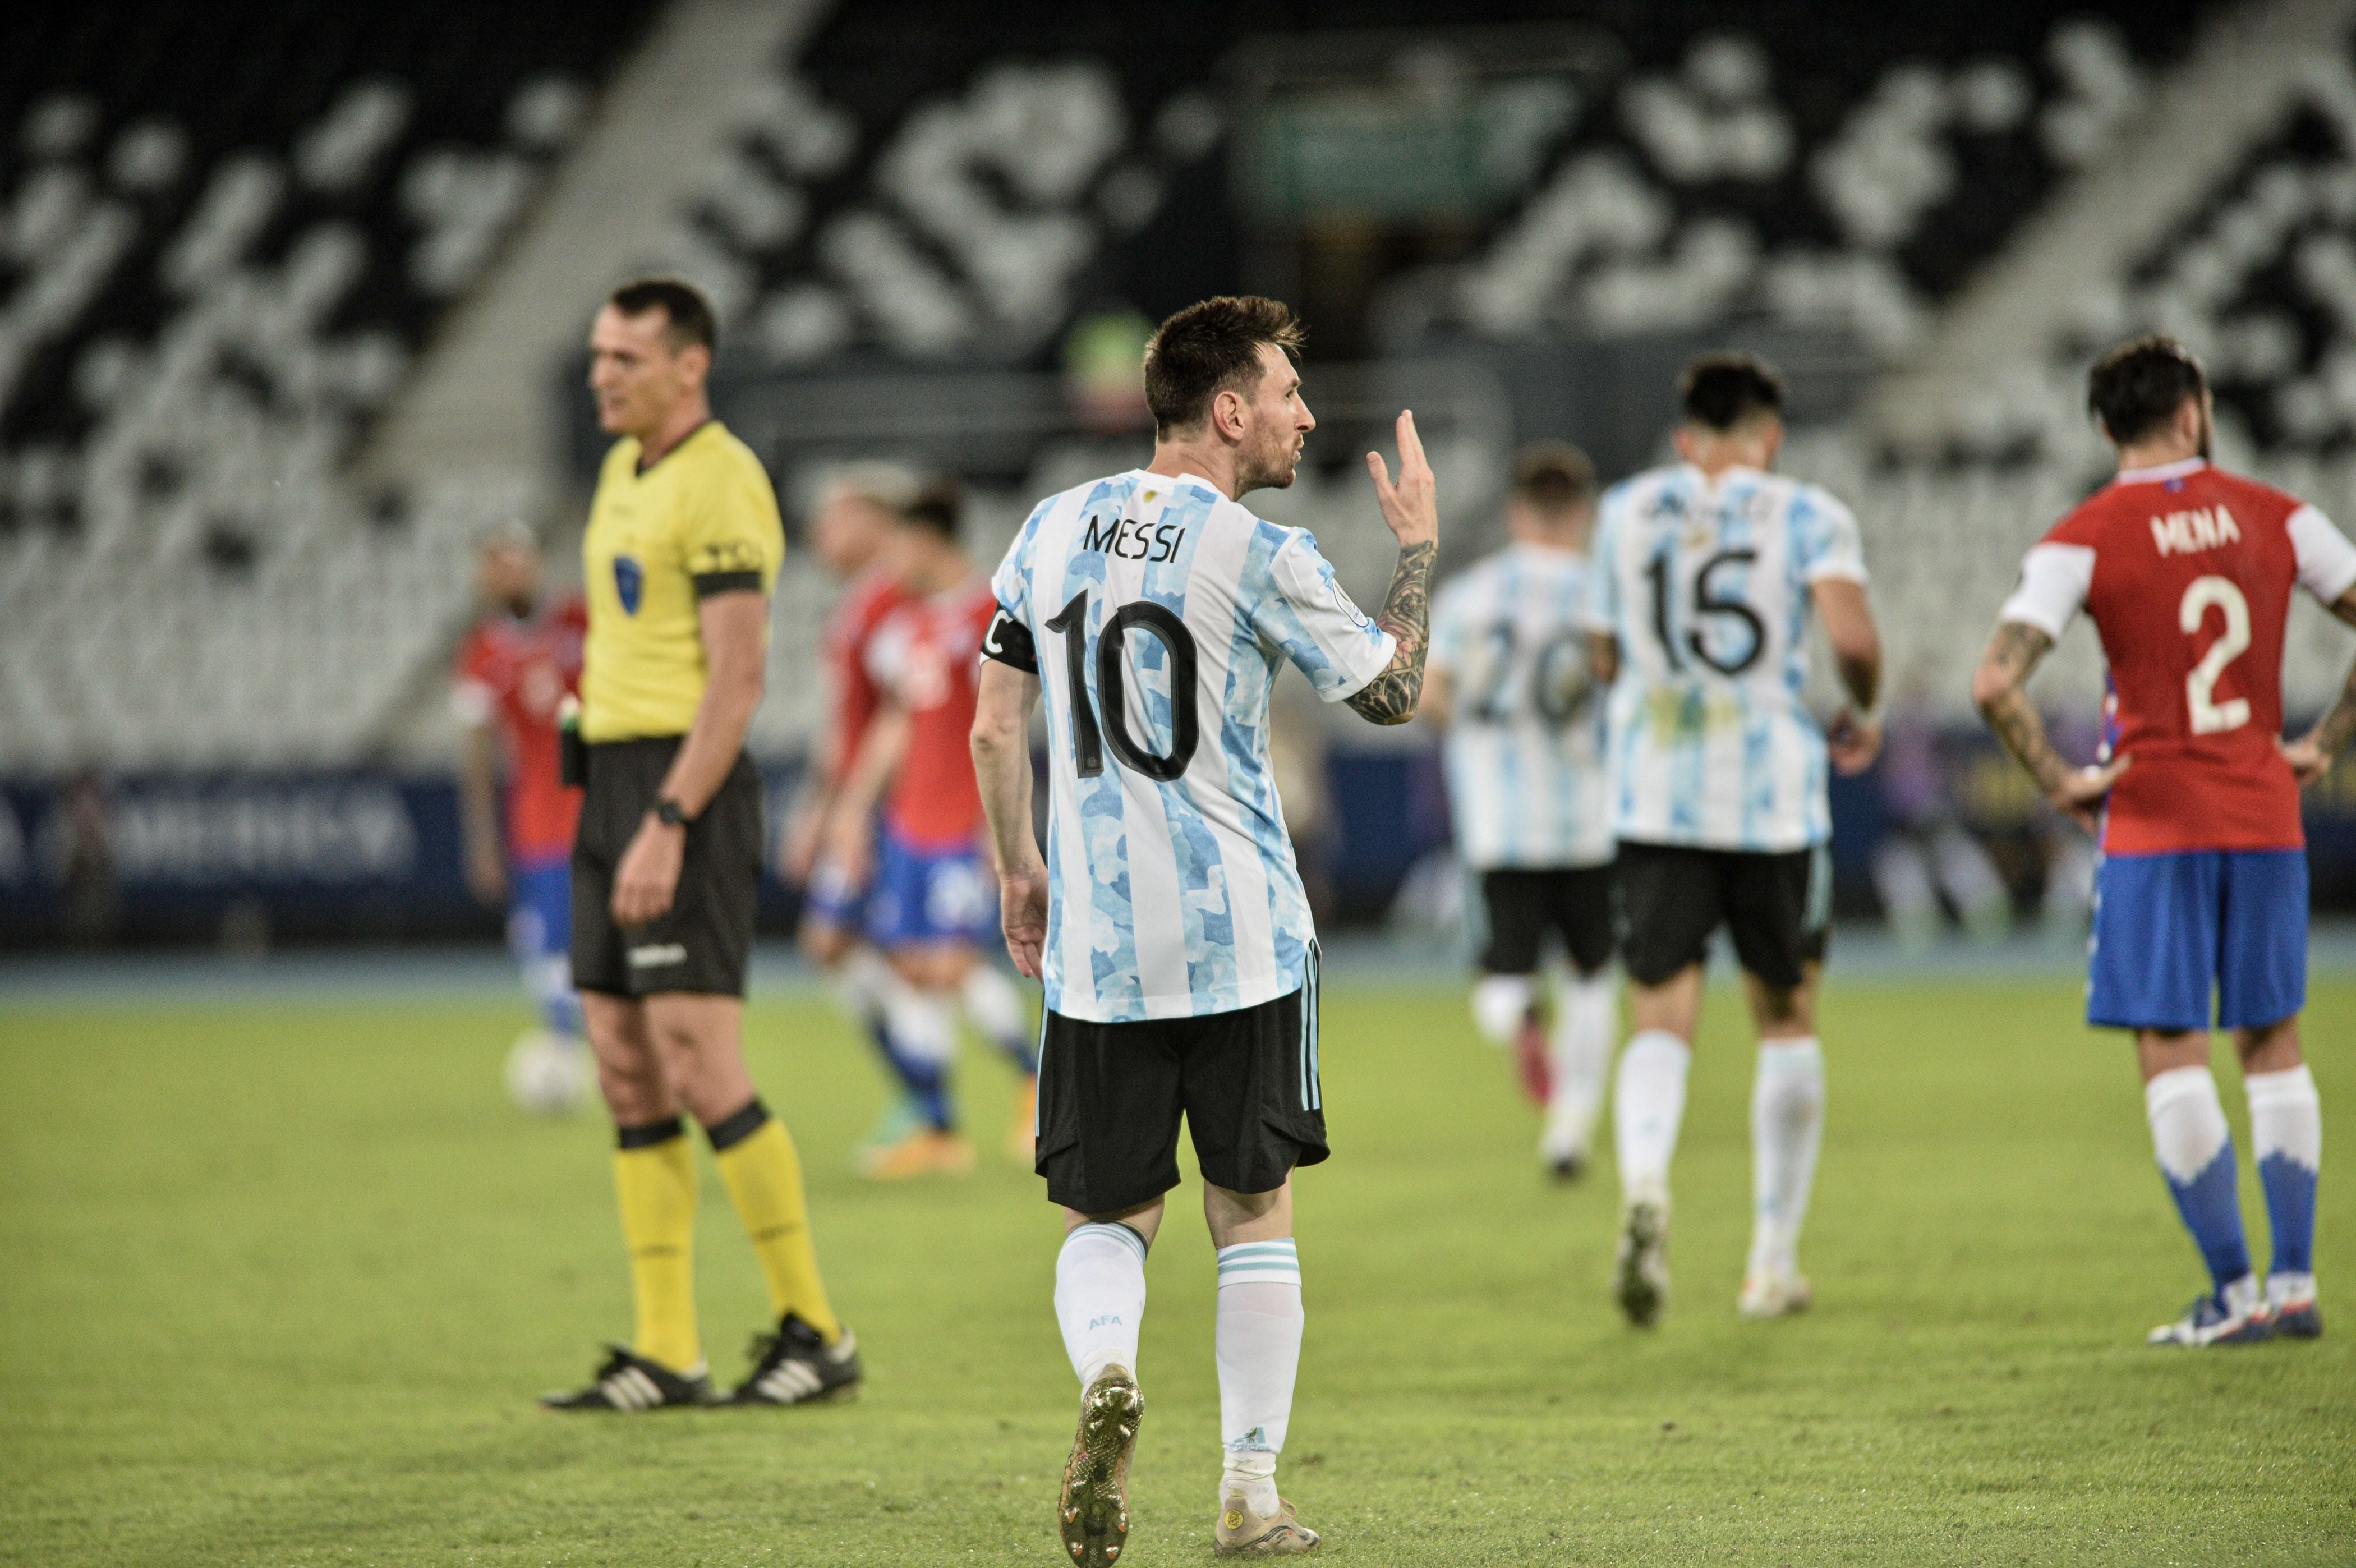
left=1213, top=1492, right=1322, bottom=1556
left=1058, top=1365, right=1143, bottom=1566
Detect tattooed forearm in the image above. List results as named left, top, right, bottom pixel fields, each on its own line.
left=1346, top=540, right=1437, bottom=725
left=1971, top=621, right=2073, bottom=794
left=2312, top=658, right=2356, bottom=757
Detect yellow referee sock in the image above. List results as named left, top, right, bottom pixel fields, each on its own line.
left=613, top=1118, right=701, bottom=1373
left=707, top=1098, right=843, bottom=1344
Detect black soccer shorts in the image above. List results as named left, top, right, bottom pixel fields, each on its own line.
left=1478, top=863, right=1618, bottom=977
left=1035, top=956, right=1328, bottom=1216
left=1616, top=839, right=1829, bottom=990
left=571, top=738, right=763, bottom=998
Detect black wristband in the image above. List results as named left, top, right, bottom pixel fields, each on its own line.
left=655, top=797, right=690, bottom=828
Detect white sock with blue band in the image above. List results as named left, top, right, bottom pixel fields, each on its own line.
left=1055, top=1222, right=1148, bottom=1388
left=2145, top=1065, right=2257, bottom=1303
left=1215, top=1238, right=1302, bottom=1515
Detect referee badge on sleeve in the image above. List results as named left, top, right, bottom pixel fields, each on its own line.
left=614, top=554, right=643, bottom=615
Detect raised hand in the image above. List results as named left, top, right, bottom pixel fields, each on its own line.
left=1365, top=410, right=1438, bottom=549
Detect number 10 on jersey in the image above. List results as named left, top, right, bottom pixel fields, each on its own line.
left=1045, top=589, right=1202, bottom=780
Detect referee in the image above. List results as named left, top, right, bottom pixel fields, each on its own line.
left=542, top=278, right=859, bottom=1411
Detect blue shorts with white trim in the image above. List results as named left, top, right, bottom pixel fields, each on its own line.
left=2087, top=847, right=2307, bottom=1032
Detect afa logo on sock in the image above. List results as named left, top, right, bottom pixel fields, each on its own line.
left=1087, top=1314, right=1124, bottom=1330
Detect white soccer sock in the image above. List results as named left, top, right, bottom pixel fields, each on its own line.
left=1544, top=970, right=1617, bottom=1156
left=1470, top=974, right=1537, bottom=1047
left=959, top=964, right=1027, bottom=1042
left=2246, top=1064, right=2322, bottom=1296
left=1055, top=1222, right=1148, bottom=1388
left=1747, top=1038, right=1826, bottom=1277
left=832, top=945, right=901, bottom=1021
left=882, top=988, right=959, bottom=1069
left=1215, top=1239, right=1302, bottom=1517
left=1613, top=1029, right=1691, bottom=1194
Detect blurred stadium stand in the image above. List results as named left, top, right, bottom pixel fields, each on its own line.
left=29, top=0, right=2356, bottom=945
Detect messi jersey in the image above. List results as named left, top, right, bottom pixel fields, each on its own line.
left=1999, top=457, right=2356, bottom=855
left=452, top=595, right=586, bottom=861
left=1429, top=541, right=1611, bottom=870
left=1587, top=463, right=1867, bottom=853
left=985, top=470, right=1395, bottom=1023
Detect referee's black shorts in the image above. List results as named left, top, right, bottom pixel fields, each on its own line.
left=1035, top=956, right=1328, bottom=1216
left=570, top=738, right=762, bottom=998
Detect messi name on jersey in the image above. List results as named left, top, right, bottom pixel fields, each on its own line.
left=1081, top=512, right=1189, bottom=562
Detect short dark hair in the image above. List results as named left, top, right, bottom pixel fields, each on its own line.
left=1679, top=352, right=1784, bottom=432
left=608, top=277, right=717, bottom=355
left=1511, top=443, right=1596, bottom=514
left=1143, top=296, right=1305, bottom=437
left=2087, top=334, right=2206, bottom=446
left=900, top=475, right=963, bottom=540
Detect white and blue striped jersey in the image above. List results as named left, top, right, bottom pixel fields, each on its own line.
left=1429, top=542, right=1612, bottom=870
left=988, top=469, right=1396, bottom=1023
left=1586, top=463, right=1867, bottom=852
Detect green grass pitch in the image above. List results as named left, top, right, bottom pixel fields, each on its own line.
left=2, top=972, right=2351, bottom=1565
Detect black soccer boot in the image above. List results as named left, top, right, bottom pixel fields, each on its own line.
left=540, top=1345, right=718, bottom=1411
left=730, top=1313, right=862, bottom=1405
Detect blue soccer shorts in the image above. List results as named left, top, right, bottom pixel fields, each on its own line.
left=508, top=855, right=573, bottom=964
left=802, top=854, right=868, bottom=933
left=2087, top=847, right=2307, bottom=1032
left=865, top=828, right=997, bottom=949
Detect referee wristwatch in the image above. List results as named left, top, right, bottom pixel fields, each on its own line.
left=655, top=797, right=692, bottom=829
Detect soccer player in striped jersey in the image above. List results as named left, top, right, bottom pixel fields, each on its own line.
left=970, top=296, right=1437, bottom=1562
left=1587, top=353, right=1883, bottom=1326
left=1975, top=337, right=2346, bottom=1346
left=1425, top=444, right=1617, bottom=1179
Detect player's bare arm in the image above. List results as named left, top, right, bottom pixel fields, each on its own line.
left=610, top=588, right=767, bottom=926
left=1971, top=618, right=2128, bottom=831
left=1588, top=631, right=1620, bottom=687
left=1812, top=577, right=1884, bottom=774
left=1349, top=411, right=1441, bottom=726
left=971, top=660, right=1048, bottom=980
left=2283, top=580, right=2356, bottom=784
left=1418, top=665, right=1455, bottom=726
left=821, top=701, right=912, bottom=887
left=457, top=717, right=506, bottom=905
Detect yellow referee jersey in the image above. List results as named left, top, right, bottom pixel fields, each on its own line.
left=579, top=420, right=784, bottom=742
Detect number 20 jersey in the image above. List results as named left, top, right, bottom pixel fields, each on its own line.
left=1587, top=463, right=1868, bottom=853
left=988, top=470, right=1396, bottom=1023
left=1999, top=458, right=2356, bottom=856
left=1429, top=542, right=1612, bottom=870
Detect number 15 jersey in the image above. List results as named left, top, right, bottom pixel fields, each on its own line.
left=1999, top=457, right=2356, bottom=856
left=1587, top=463, right=1867, bottom=853
left=986, top=470, right=1396, bottom=1023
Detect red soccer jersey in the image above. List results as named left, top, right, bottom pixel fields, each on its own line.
left=453, top=595, right=587, bottom=862
left=2001, top=458, right=2356, bottom=855
left=865, top=577, right=995, bottom=849
left=826, top=565, right=914, bottom=788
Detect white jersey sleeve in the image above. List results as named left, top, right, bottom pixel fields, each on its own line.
left=1793, top=487, right=1867, bottom=584
left=1427, top=575, right=1472, bottom=675
left=2289, top=504, right=2356, bottom=604
left=1248, top=529, right=1396, bottom=702
left=1998, top=542, right=2095, bottom=640
left=1584, top=498, right=1623, bottom=634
